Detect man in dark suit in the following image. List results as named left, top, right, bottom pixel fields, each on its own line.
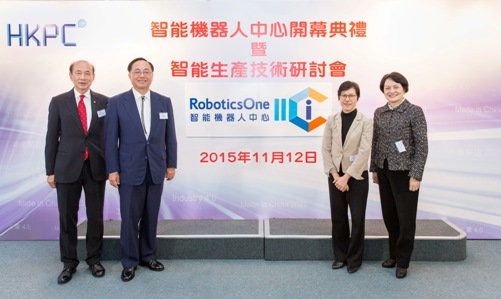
left=105, top=57, right=177, bottom=282
left=45, top=60, right=108, bottom=284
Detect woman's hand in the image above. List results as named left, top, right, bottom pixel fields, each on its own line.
left=409, top=177, right=420, bottom=192
left=335, top=174, right=350, bottom=192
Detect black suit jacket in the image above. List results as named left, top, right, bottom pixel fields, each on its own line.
left=45, top=89, right=108, bottom=183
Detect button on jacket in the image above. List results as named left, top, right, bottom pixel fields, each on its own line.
left=370, top=99, right=428, bottom=180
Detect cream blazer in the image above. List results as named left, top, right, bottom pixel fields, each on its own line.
left=322, top=111, right=373, bottom=180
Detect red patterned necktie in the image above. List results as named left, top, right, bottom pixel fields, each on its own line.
left=77, top=94, right=89, bottom=160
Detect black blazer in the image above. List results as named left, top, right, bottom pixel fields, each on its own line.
left=45, top=89, right=108, bottom=183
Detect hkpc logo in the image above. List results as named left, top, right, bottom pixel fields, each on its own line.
left=5, top=19, right=86, bottom=47
left=274, top=87, right=328, bottom=132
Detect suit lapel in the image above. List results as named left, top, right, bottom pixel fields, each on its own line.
left=121, top=89, right=146, bottom=140
left=87, top=91, right=98, bottom=134
left=343, top=111, right=362, bottom=149
left=334, top=113, right=342, bottom=147
left=63, top=89, right=85, bottom=136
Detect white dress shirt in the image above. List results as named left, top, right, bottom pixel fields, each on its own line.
left=132, top=88, right=151, bottom=138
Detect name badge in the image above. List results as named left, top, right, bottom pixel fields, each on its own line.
left=97, top=109, right=106, bottom=118
left=159, top=112, right=168, bottom=120
left=395, top=140, right=406, bottom=153
left=349, top=155, right=357, bottom=162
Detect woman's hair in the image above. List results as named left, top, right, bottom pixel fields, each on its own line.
left=338, top=81, right=360, bottom=98
left=379, top=72, right=409, bottom=93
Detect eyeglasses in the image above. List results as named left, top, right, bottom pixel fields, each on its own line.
left=132, top=69, right=152, bottom=76
left=339, top=94, right=357, bottom=100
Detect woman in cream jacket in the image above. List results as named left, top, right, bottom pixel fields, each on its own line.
left=322, top=81, right=373, bottom=273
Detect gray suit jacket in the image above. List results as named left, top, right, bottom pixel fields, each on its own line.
left=322, top=110, right=373, bottom=180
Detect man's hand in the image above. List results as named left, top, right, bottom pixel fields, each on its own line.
left=372, top=172, right=379, bottom=184
left=47, top=175, right=56, bottom=188
left=109, top=172, right=120, bottom=188
left=165, top=168, right=176, bottom=180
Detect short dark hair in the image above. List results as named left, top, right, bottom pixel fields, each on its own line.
left=379, top=72, right=409, bottom=93
left=69, top=60, right=95, bottom=74
left=337, top=81, right=360, bottom=98
left=127, top=57, right=154, bottom=72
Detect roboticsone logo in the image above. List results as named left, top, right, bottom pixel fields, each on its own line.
left=189, top=87, right=328, bottom=132
left=4, top=19, right=86, bottom=47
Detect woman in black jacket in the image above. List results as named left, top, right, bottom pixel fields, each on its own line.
left=370, top=72, right=428, bottom=279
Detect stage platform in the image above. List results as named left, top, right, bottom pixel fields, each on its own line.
left=78, top=219, right=263, bottom=260
left=77, top=219, right=466, bottom=261
left=264, top=219, right=466, bottom=261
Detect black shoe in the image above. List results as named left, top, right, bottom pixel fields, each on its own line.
left=121, top=267, right=136, bottom=282
left=89, top=262, right=105, bottom=277
left=382, top=258, right=396, bottom=268
left=57, top=266, right=76, bottom=284
left=396, top=267, right=407, bottom=279
left=347, top=266, right=360, bottom=273
left=331, top=261, right=345, bottom=269
left=139, top=260, right=164, bottom=271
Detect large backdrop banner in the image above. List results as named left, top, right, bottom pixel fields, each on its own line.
left=1, top=1, right=500, bottom=240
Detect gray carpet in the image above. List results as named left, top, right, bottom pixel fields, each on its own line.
left=0, top=240, right=499, bottom=298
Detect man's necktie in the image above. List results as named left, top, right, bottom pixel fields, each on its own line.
left=141, top=96, right=148, bottom=135
left=77, top=94, right=89, bottom=160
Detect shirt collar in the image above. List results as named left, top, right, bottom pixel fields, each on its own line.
left=341, top=108, right=357, bottom=116
left=388, top=98, right=406, bottom=110
left=132, top=88, right=150, bottom=101
left=383, top=99, right=409, bottom=112
left=74, top=89, right=91, bottom=101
